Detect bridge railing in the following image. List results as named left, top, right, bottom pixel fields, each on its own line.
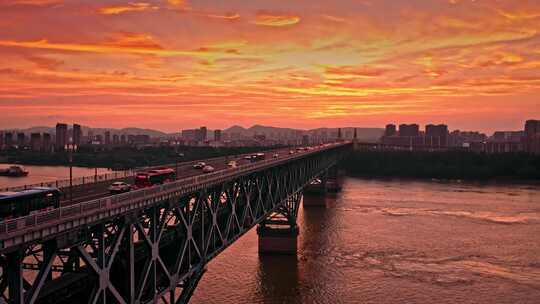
left=0, top=143, right=346, bottom=237
left=0, top=149, right=281, bottom=192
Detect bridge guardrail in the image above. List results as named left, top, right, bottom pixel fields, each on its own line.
left=0, top=143, right=347, bottom=238
left=0, top=149, right=282, bottom=192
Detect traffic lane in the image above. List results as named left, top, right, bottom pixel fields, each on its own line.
left=63, top=154, right=254, bottom=205
left=61, top=147, right=316, bottom=206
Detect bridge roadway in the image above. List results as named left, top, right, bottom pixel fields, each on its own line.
left=55, top=148, right=290, bottom=205
left=0, top=143, right=350, bottom=304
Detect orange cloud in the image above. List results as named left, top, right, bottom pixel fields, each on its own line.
left=0, top=38, right=201, bottom=57
left=202, top=12, right=240, bottom=20
left=253, top=11, right=300, bottom=27
left=0, top=0, right=61, bottom=6
left=325, top=65, right=388, bottom=78
left=99, top=2, right=158, bottom=15
left=167, top=0, right=189, bottom=9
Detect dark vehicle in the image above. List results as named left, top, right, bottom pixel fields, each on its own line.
left=135, top=168, right=176, bottom=188
left=0, top=165, right=29, bottom=177
left=193, top=162, right=206, bottom=169
left=251, top=153, right=265, bottom=162
left=0, top=187, right=62, bottom=220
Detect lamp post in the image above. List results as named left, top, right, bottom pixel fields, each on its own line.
left=175, top=152, right=184, bottom=179
left=66, top=140, right=77, bottom=203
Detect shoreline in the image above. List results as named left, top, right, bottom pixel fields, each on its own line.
left=343, top=174, right=540, bottom=187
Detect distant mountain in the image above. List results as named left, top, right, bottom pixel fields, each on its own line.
left=223, top=125, right=384, bottom=141
left=3, top=124, right=384, bottom=141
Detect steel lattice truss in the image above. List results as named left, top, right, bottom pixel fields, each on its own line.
left=0, top=148, right=345, bottom=304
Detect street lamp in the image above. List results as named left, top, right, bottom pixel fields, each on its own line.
left=175, top=152, right=184, bottom=179
left=65, top=139, right=77, bottom=204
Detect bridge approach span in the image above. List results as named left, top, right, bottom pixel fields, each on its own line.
left=0, top=142, right=351, bottom=304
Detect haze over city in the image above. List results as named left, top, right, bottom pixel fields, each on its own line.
left=1, top=0, right=540, bottom=132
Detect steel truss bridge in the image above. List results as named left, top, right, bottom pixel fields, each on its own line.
left=0, top=143, right=350, bottom=304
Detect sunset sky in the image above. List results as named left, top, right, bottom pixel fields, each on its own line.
left=1, top=0, right=539, bottom=133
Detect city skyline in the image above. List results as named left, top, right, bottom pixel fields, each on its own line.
left=1, top=1, right=540, bottom=132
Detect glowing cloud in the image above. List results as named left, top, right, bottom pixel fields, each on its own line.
left=1, top=0, right=539, bottom=131
left=253, top=11, right=300, bottom=27
left=99, top=2, right=158, bottom=15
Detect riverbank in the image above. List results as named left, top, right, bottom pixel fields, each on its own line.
left=341, top=151, right=540, bottom=180
left=1, top=146, right=274, bottom=169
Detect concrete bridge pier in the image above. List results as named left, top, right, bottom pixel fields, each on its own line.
left=303, top=166, right=344, bottom=207
left=325, top=167, right=344, bottom=193
left=257, top=193, right=301, bottom=255
left=257, top=224, right=299, bottom=255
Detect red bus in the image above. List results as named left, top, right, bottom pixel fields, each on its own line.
left=135, top=168, right=176, bottom=188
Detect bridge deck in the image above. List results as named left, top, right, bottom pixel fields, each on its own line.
left=0, top=143, right=347, bottom=253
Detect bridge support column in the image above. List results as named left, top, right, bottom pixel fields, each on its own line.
left=325, top=166, right=344, bottom=193
left=257, top=193, right=301, bottom=255
left=257, top=224, right=299, bottom=255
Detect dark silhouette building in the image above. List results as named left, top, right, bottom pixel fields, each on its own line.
left=425, top=124, right=448, bottom=148
left=4, top=132, right=13, bottom=148
left=73, top=124, right=82, bottom=147
left=399, top=124, right=419, bottom=137
left=214, top=129, right=222, bottom=142
left=56, top=123, right=68, bottom=151
left=17, top=132, right=25, bottom=147
left=30, top=133, right=42, bottom=151
left=524, top=120, right=540, bottom=155
left=43, top=133, right=52, bottom=152
left=385, top=124, right=397, bottom=137
left=104, top=131, right=111, bottom=146
left=199, top=126, right=207, bottom=142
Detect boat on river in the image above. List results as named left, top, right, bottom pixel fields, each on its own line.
left=0, top=165, right=29, bottom=177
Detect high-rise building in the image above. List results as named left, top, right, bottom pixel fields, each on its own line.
left=87, top=130, right=94, bottom=143
left=385, top=124, right=397, bottom=137
left=120, top=134, right=126, bottom=144
left=30, top=133, right=42, bottom=151
left=399, top=124, right=419, bottom=137
left=4, top=132, right=13, bottom=147
left=199, top=126, right=207, bottom=142
left=337, top=128, right=342, bottom=140
left=17, top=132, right=26, bottom=147
left=104, top=131, right=111, bottom=146
left=43, top=133, right=52, bottom=152
left=214, top=129, right=222, bottom=142
left=525, top=120, right=540, bottom=155
left=182, top=129, right=197, bottom=141
left=425, top=124, right=448, bottom=148
left=113, top=134, right=119, bottom=145
left=56, top=123, right=68, bottom=151
left=302, top=135, right=309, bottom=146
left=73, top=124, right=82, bottom=146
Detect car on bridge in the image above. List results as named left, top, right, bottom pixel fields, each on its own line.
left=193, top=162, right=206, bottom=169
left=250, top=153, right=265, bottom=162
left=227, top=161, right=237, bottom=168
left=202, top=165, right=215, bottom=173
left=273, top=153, right=279, bottom=158
left=289, top=150, right=295, bottom=154
left=108, top=182, right=131, bottom=194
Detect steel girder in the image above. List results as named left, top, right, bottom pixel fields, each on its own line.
left=0, top=148, right=345, bottom=304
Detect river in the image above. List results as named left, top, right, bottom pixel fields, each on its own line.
left=191, top=177, right=540, bottom=304
left=0, top=164, right=110, bottom=189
